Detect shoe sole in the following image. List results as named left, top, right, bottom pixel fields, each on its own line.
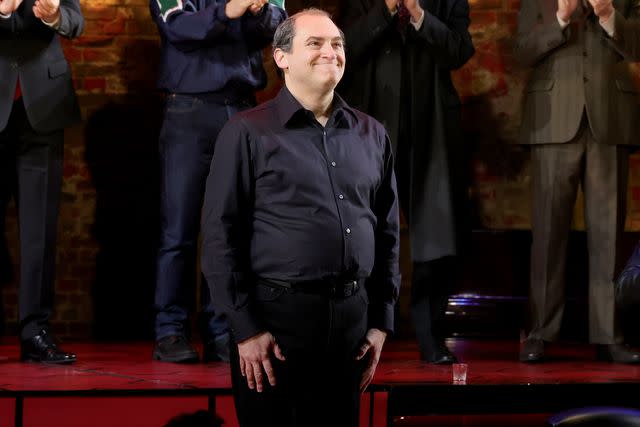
left=21, top=355, right=77, bottom=365
left=519, top=355, right=544, bottom=363
left=152, top=351, right=199, bottom=363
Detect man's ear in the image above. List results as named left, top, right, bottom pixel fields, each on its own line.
left=273, top=48, right=289, bottom=71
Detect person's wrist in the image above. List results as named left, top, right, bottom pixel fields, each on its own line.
left=409, top=5, right=423, bottom=22
left=557, top=10, right=570, bottom=22
left=43, top=11, right=59, bottom=24
left=556, top=11, right=571, bottom=24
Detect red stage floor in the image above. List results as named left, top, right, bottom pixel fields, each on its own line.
left=0, top=338, right=639, bottom=427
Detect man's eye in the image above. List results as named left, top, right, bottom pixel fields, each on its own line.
left=308, top=41, right=320, bottom=46
left=333, top=43, right=344, bottom=49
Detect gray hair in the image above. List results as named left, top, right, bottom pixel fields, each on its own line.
left=272, top=8, right=344, bottom=54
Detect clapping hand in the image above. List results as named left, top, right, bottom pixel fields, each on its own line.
left=226, top=0, right=267, bottom=19
left=0, top=0, right=24, bottom=16
left=557, top=0, right=579, bottom=22
left=248, top=0, right=268, bottom=15
left=33, top=0, right=60, bottom=23
left=403, top=0, right=424, bottom=22
left=587, top=0, right=614, bottom=22
left=384, top=0, right=397, bottom=13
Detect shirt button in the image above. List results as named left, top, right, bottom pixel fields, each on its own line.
left=331, top=161, right=337, bottom=167
left=338, top=194, right=344, bottom=200
left=346, top=228, right=351, bottom=234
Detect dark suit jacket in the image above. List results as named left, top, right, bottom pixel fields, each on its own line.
left=515, top=0, right=640, bottom=146
left=0, top=0, right=83, bottom=133
left=339, top=0, right=474, bottom=262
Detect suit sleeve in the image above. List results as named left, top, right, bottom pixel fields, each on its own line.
left=56, top=0, right=83, bottom=39
left=608, top=1, right=640, bottom=61
left=366, top=130, right=401, bottom=334
left=149, top=0, right=232, bottom=47
left=0, top=0, right=82, bottom=36
left=514, top=0, right=569, bottom=67
left=242, top=4, right=287, bottom=50
left=412, top=0, right=474, bottom=70
left=340, top=0, right=394, bottom=63
left=0, top=14, right=12, bottom=32
left=201, top=118, right=264, bottom=343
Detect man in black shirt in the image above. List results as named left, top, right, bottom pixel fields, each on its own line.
left=201, top=8, right=400, bottom=427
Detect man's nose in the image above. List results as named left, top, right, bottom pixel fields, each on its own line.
left=320, top=42, right=337, bottom=58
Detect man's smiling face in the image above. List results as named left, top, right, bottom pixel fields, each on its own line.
left=276, top=13, right=346, bottom=93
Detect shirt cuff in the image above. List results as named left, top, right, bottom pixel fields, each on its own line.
left=556, top=12, right=570, bottom=29
left=42, top=14, right=61, bottom=29
left=411, top=8, right=424, bottom=30
left=0, top=12, right=11, bottom=18
left=368, top=302, right=396, bottom=335
left=600, top=13, right=615, bottom=37
left=227, top=307, right=264, bottom=343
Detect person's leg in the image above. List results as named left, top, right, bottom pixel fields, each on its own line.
left=411, top=257, right=458, bottom=363
left=154, top=95, right=231, bottom=361
left=0, top=103, right=18, bottom=339
left=582, top=136, right=639, bottom=363
left=230, top=286, right=328, bottom=427
left=321, top=287, right=368, bottom=427
left=229, top=338, right=291, bottom=427
left=13, top=101, right=64, bottom=340
left=583, top=139, right=627, bottom=345
left=522, top=130, right=585, bottom=363
left=7, top=100, right=75, bottom=364
left=527, top=140, right=584, bottom=342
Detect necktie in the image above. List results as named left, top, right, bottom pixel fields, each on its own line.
left=14, top=79, right=21, bottom=101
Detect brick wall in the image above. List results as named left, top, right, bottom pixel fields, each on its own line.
left=2, top=0, right=639, bottom=339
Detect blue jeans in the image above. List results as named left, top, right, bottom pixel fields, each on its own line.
left=155, top=92, right=253, bottom=340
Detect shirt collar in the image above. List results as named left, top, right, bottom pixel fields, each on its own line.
left=274, top=85, right=359, bottom=129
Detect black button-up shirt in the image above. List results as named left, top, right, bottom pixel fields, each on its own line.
left=201, top=87, right=400, bottom=342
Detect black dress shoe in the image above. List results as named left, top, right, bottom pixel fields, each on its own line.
left=519, top=338, right=544, bottom=363
left=202, top=333, right=230, bottom=363
left=153, top=335, right=199, bottom=363
left=21, top=330, right=77, bottom=364
left=423, top=343, right=458, bottom=365
left=596, top=344, right=640, bottom=364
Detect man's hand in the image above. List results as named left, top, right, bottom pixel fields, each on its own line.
left=225, top=0, right=255, bottom=19
left=384, top=0, right=397, bottom=13
left=33, top=0, right=59, bottom=23
left=355, top=328, right=387, bottom=393
left=588, top=0, right=614, bottom=23
left=557, top=0, right=579, bottom=22
left=0, top=0, right=23, bottom=16
left=404, top=0, right=424, bottom=22
left=248, top=0, right=267, bottom=15
left=237, top=331, right=285, bottom=393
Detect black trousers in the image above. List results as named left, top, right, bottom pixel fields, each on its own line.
left=0, top=99, right=63, bottom=339
left=411, top=257, right=457, bottom=358
left=231, top=283, right=369, bottom=427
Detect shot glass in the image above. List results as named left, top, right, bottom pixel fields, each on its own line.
left=452, top=363, right=467, bottom=384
